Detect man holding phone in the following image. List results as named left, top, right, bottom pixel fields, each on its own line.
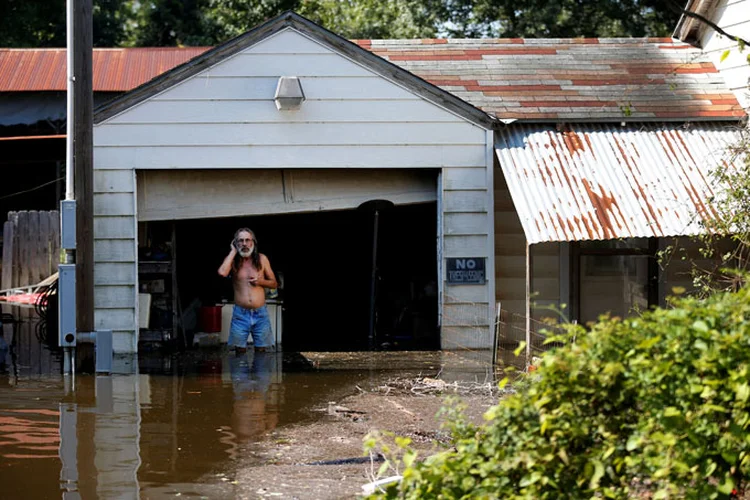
left=218, top=228, right=278, bottom=352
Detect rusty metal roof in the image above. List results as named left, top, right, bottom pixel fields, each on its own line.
left=0, top=37, right=744, bottom=122
left=0, top=48, right=209, bottom=92
left=361, top=38, right=745, bottom=121
left=495, top=122, right=743, bottom=244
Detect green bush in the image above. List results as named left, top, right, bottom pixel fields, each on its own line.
left=370, top=285, right=750, bottom=499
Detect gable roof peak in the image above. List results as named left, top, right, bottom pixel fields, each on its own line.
left=94, top=10, right=496, bottom=128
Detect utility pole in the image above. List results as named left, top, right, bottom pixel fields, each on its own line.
left=61, top=0, right=97, bottom=375
left=73, top=0, right=94, bottom=333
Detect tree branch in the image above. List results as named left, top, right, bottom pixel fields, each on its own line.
left=668, top=0, right=750, bottom=47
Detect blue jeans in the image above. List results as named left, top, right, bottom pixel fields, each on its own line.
left=228, top=305, right=274, bottom=349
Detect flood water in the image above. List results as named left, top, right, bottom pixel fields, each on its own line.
left=0, top=319, right=494, bottom=499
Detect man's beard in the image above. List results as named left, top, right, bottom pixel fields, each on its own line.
left=239, top=245, right=254, bottom=258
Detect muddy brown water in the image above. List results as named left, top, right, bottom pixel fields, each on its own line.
left=0, top=329, right=495, bottom=499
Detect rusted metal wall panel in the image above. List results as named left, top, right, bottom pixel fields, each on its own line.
left=495, top=122, right=743, bottom=244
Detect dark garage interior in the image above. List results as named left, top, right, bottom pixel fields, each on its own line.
left=139, top=202, right=439, bottom=352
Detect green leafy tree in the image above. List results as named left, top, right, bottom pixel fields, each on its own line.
left=445, top=0, right=679, bottom=38
left=0, top=0, right=128, bottom=47
left=0, top=0, right=66, bottom=47
left=123, top=0, right=215, bottom=46
left=199, top=0, right=443, bottom=42
left=298, top=0, right=445, bottom=39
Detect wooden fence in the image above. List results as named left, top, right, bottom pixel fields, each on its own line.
left=1, top=210, right=60, bottom=291
left=1, top=211, right=61, bottom=364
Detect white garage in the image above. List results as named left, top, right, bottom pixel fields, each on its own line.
left=92, top=13, right=496, bottom=353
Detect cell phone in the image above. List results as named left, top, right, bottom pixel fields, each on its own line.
left=233, top=239, right=240, bottom=250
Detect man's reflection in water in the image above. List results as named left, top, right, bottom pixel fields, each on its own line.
left=229, top=351, right=281, bottom=439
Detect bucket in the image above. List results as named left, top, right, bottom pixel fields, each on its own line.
left=198, top=306, right=222, bottom=333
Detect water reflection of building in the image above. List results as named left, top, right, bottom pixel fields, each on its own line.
left=0, top=349, right=288, bottom=497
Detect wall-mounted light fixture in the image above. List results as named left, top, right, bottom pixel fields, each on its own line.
left=274, top=76, right=305, bottom=110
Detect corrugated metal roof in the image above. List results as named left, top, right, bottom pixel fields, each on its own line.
left=495, top=122, right=743, bottom=244
left=0, top=38, right=744, bottom=121
left=0, top=48, right=209, bottom=92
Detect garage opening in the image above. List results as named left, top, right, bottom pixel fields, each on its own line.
left=138, top=202, right=439, bottom=352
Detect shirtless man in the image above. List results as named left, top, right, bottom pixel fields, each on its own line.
left=218, top=228, right=278, bottom=352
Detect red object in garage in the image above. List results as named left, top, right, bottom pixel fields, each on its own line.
left=198, top=306, right=222, bottom=333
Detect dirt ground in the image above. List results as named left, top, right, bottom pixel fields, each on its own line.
left=234, top=352, right=501, bottom=500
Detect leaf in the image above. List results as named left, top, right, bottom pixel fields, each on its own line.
left=637, top=336, right=662, bottom=349
left=693, top=320, right=709, bottom=332
left=694, top=339, right=709, bottom=351
left=377, top=460, right=390, bottom=477
left=718, top=474, right=736, bottom=495
left=736, top=383, right=750, bottom=402
left=720, top=49, right=731, bottom=63
left=403, top=450, right=417, bottom=468
left=664, top=406, right=681, bottom=417
left=589, top=460, right=605, bottom=489
left=626, top=435, right=640, bottom=451
left=395, top=436, right=412, bottom=449
left=514, top=341, right=527, bottom=357
left=705, top=404, right=728, bottom=413
left=705, top=461, right=717, bottom=478
left=558, top=448, right=569, bottom=465
left=497, top=377, right=509, bottom=390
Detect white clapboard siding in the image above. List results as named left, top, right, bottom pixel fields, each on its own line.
left=95, top=122, right=485, bottom=147
left=442, top=167, right=488, bottom=190
left=700, top=0, right=750, bottom=107
left=94, top=169, right=135, bottom=193
left=95, top=285, right=137, bottom=308
left=93, top=27, right=493, bottom=353
left=444, top=284, right=489, bottom=304
left=442, top=303, right=492, bottom=327
left=444, top=213, right=488, bottom=235
left=494, top=169, right=528, bottom=311
left=207, top=53, right=374, bottom=78
left=94, top=193, right=135, bottom=216
left=94, top=216, right=136, bottom=239
left=95, top=145, right=486, bottom=170
left=94, top=240, right=136, bottom=263
left=444, top=235, right=488, bottom=256
left=157, top=76, right=418, bottom=101
left=715, top=66, right=750, bottom=98
left=113, top=331, right=136, bottom=353
left=95, top=308, right=135, bottom=331
left=249, top=28, right=334, bottom=54
left=94, top=263, right=136, bottom=286
left=442, top=190, right=488, bottom=213
left=709, top=0, right=750, bottom=35
left=107, top=100, right=467, bottom=125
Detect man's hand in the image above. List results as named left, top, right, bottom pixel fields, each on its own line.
left=218, top=240, right=237, bottom=278
left=248, top=276, right=259, bottom=286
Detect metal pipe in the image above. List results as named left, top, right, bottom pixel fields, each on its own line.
left=63, top=347, right=72, bottom=374
left=65, top=0, right=74, bottom=201
left=368, top=209, right=379, bottom=350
